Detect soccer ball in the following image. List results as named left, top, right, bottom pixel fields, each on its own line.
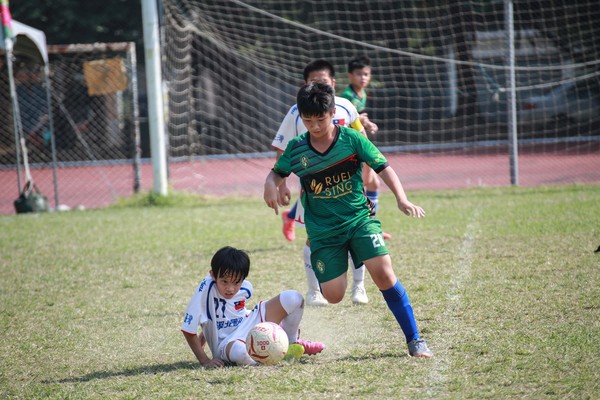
left=246, top=322, right=289, bottom=365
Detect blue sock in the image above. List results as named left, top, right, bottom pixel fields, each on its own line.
left=366, top=191, right=378, bottom=214
left=287, top=202, right=297, bottom=220
left=380, top=280, right=420, bottom=343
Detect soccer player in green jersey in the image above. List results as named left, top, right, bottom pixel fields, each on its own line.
left=340, top=56, right=378, bottom=135
left=274, top=59, right=369, bottom=306
left=264, top=83, right=433, bottom=358
left=340, top=55, right=390, bottom=239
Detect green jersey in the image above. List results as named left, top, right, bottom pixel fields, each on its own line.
left=340, top=85, right=367, bottom=113
left=273, top=126, right=388, bottom=241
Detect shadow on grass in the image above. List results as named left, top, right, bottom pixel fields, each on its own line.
left=338, top=351, right=405, bottom=362
left=48, top=361, right=200, bottom=384
left=46, top=353, right=397, bottom=384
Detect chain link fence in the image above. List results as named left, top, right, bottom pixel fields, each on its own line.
left=1, top=42, right=141, bottom=214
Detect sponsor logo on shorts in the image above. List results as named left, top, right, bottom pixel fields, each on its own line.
left=316, top=260, right=325, bottom=274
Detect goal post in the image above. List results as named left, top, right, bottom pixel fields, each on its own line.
left=142, top=0, right=168, bottom=195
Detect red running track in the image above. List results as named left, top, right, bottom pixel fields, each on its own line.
left=1, top=149, right=599, bottom=215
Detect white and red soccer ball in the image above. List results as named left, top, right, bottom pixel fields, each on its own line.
left=246, top=322, right=289, bottom=365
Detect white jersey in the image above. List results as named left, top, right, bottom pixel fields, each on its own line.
left=181, top=275, right=258, bottom=359
left=271, top=96, right=363, bottom=225
left=271, top=96, right=363, bottom=152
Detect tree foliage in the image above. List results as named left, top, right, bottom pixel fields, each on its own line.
left=11, top=0, right=143, bottom=48
left=11, top=0, right=598, bottom=67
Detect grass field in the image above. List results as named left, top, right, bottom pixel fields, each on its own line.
left=1, top=185, right=599, bottom=399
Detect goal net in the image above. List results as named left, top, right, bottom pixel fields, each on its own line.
left=160, top=0, right=600, bottom=181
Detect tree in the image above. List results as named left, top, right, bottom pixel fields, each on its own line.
left=11, top=0, right=143, bottom=49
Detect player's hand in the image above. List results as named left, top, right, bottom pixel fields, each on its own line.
left=366, top=120, right=378, bottom=135
left=264, top=182, right=280, bottom=215
left=398, top=200, right=425, bottom=218
left=201, top=358, right=225, bottom=368
left=278, top=182, right=291, bottom=206
left=361, top=113, right=378, bottom=135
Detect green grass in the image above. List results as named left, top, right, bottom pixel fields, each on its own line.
left=1, top=185, right=599, bottom=399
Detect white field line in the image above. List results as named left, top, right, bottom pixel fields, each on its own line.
left=427, top=209, right=480, bottom=392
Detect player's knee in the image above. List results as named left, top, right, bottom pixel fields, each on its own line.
left=226, top=340, right=257, bottom=365
left=322, top=290, right=344, bottom=304
left=280, top=289, right=304, bottom=312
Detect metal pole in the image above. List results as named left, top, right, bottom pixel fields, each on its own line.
left=5, top=39, right=23, bottom=189
left=505, top=0, right=519, bottom=185
left=141, top=0, right=168, bottom=195
left=127, top=42, right=142, bottom=193
left=44, top=63, right=60, bottom=208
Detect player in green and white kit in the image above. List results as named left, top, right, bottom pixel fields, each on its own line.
left=340, top=56, right=377, bottom=135
left=340, top=55, right=389, bottom=238
left=273, top=123, right=386, bottom=272
left=340, top=78, right=367, bottom=117
left=264, top=83, right=433, bottom=358
left=274, top=59, right=370, bottom=307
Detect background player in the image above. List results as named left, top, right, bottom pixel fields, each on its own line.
left=341, top=55, right=379, bottom=136
left=340, top=55, right=390, bottom=239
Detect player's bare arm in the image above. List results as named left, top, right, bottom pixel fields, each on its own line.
left=275, top=149, right=291, bottom=205
left=378, top=167, right=425, bottom=218
left=264, top=170, right=285, bottom=215
left=182, top=331, right=224, bottom=368
left=277, top=177, right=291, bottom=206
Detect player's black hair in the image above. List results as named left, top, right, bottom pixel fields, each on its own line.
left=210, top=246, right=250, bottom=283
left=347, top=55, right=371, bottom=73
left=303, top=59, right=335, bottom=81
left=296, top=82, right=336, bottom=117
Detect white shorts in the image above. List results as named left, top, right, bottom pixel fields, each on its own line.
left=216, top=301, right=267, bottom=360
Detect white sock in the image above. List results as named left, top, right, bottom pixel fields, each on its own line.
left=279, top=290, right=303, bottom=343
left=303, top=244, right=321, bottom=293
left=227, top=339, right=257, bottom=365
left=350, top=256, right=365, bottom=287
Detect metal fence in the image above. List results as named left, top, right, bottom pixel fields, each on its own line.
left=1, top=42, right=141, bottom=214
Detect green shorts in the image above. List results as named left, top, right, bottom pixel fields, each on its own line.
left=310, top=218, right=389, bottom=283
